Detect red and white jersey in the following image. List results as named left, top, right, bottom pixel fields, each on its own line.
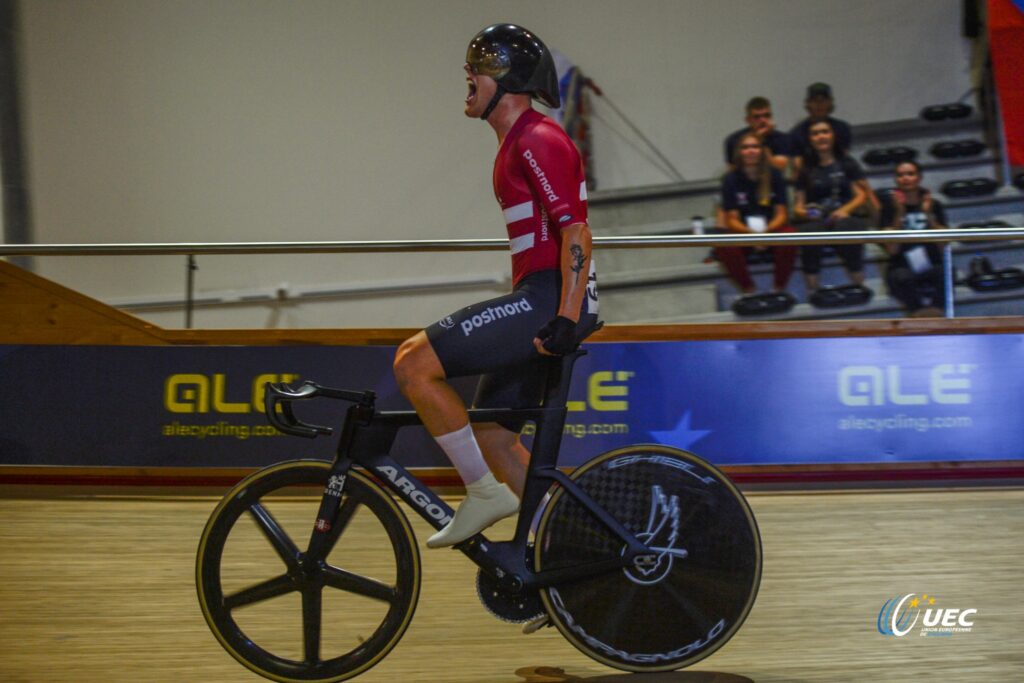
left=493, top=109, right=588, bottom=286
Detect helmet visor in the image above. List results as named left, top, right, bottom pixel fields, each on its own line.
left=466, top=38, right=510, bottom=80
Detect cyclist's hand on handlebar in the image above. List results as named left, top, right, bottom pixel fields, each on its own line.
left=534, top=315, right=577, bottom=356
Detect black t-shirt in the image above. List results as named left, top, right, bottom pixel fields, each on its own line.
left=723, top=128, right=793, bottom=165
left=879, top=192, right=947, bottom=268
left=796, top=157, right=865, bottom=210
left=721, top=168, right=788, bottom=221
left=789, top=116, right=853, bottom=157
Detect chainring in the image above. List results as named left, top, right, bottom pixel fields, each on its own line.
left=476, top=568, right=545, bottom=624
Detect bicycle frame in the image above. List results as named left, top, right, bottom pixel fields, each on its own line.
left=266, top=351, right=655, bottom=595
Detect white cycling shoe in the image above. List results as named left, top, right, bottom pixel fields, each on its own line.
left=426, top=473, right=519, bottom=548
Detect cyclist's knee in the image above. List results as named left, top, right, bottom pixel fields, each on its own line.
left=392, top=336, right=420, bottom=390
left=393, top=333, right=442, bottom=392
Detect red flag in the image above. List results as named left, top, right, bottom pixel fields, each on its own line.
left=989, top=0, right=1024, bottom=166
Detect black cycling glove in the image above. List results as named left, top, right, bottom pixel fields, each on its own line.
left=536, top=316, right=577, bottom=355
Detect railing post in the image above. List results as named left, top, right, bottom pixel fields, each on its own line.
left=943, top=243, right=955, bottom=319
left=185, top=254, right=197, bottom=329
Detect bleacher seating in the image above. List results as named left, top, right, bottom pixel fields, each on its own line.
left=959, top=219, right=1011, bottom=230
left=862, top=146, right=918, bottom=167
left=930, top=139, right=986, bottom=159
left=965, top=256, right=1024, bottom=292
left=587, top=103, right=1024, bottom=324
left=920, top=102, right=973, bottom=121
left=941, top=177, right=999, bottom=198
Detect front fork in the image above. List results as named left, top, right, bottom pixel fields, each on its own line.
left=303, top=400, right=369, bottom=563
left=305, top=456, right=354, bottom=564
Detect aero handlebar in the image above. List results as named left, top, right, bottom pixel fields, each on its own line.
left=264, top=381, right=376, bottom=438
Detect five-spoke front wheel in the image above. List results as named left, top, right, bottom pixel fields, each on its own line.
left=196, top=461, right=420, bottom=682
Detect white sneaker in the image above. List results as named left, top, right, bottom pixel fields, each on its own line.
left=426, top=473, right=519, bottom=548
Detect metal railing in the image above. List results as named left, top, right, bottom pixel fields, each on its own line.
left=4, top=226, right=1024, bottom=323
left=3, top=227, right=1024, bottom=255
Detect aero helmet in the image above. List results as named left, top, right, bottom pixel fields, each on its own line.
left=466, top=23, right=560, bottom=119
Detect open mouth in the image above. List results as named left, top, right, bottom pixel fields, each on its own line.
left=466, top=78, right=477, bottom=105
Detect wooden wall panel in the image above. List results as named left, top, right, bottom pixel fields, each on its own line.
left=0, top=260, right=166, bottom=345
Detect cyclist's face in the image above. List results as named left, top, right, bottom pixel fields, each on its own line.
left=895, top=163, right=921, bottom=191
left=464, top=63, right=497, bottom=118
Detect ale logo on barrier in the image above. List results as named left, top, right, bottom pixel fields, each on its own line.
left=838, top=364, right=973, bottom=407
left=877, top=593, right=978, bottom=637
left=566, top=371, right=634, bottom=412
left=164, top=373, right=300, bottom=414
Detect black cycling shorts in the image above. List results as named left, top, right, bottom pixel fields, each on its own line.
left=425, top=268, right=599, bottom=430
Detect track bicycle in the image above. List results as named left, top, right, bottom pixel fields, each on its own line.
left=196, top=346, right=762, bottom=682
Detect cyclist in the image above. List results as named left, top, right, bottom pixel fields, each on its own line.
left=393, top=24, right=599, bottom=549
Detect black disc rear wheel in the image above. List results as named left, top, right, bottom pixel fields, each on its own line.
left=534, top=445, right=761, bottom=672
left=196, top=461, right=420, bottom=682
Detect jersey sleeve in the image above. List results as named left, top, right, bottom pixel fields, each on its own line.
left=516, top=125, right=587, bottom=230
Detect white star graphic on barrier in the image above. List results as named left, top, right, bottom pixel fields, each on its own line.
left=649, top=411, right=711, bottom=450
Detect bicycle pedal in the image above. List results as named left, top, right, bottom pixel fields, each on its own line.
left=522, top=614, right=551, bottom=635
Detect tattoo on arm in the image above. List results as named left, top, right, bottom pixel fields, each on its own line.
left=570, top=244, right=587, bottom=283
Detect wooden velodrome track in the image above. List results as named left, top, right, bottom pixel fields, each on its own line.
left=1, top=485, right=1022, bottom=682
left=2, top=262, right=1024, bottom=681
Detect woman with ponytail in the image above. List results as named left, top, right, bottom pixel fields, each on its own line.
left=715, top=132, right=797, bottom=295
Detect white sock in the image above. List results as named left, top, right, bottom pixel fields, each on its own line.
left=434, top=424, right=489, bottom=485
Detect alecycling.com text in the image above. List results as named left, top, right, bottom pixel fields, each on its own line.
left=521, top=422, right=630, bottom=439
left=162, top=421, right=284, bottom=440
left=837, top=414, right=973, bottom=433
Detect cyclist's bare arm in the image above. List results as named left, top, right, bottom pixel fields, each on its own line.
left=557, top=222, right=592, bottom=322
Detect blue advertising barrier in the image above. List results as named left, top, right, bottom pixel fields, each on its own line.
left=0, top=335, right=1021, bottom=469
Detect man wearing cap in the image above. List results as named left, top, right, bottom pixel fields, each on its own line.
left=789, top=83, right=854, bottom=159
